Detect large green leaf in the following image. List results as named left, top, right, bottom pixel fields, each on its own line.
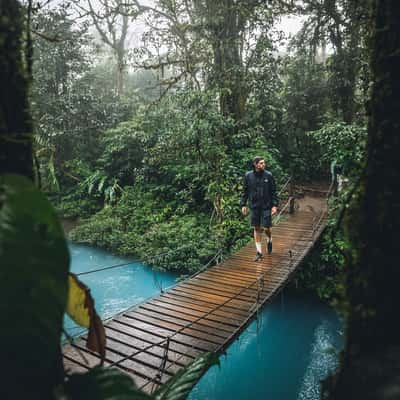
left=64, top=367, right=154, bottom=400
left=154, top=352, right=219, bottom=400
left=0, top=174, right=70, bottom=398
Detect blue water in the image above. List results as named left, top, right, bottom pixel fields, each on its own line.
left=189, top=293, right=343, bottom=400
left=65, top=243, right=178, bottom=336
left=67, top=243, right=343, bottom=399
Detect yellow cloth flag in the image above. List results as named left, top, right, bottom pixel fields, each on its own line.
left=66, top=273, right=106, bottom=362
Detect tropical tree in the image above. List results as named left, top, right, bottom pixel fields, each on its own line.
left=296, top=0, right=369, bottom=123
left=72, top=0, right=146, bottom=96
left=1, top=1, right=217, bottom=399
left=32, top=6, right=135, bottom=191
left=323, top=0, right=400, bottom=398
left=133, top=0, right=286, bottom=133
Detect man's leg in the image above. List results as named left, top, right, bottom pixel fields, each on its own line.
left=262, top=206, right=273, bottom=254
left=250, top=208, right=263, bottom=261
left=265, top=226, right=273, bottom=254
left=254, top=226, right=263, bottom=261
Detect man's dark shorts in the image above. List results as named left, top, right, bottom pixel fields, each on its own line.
left=250, top=208, right=272, bottom=227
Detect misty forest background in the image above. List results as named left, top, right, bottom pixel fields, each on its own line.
left=33, top=0, right=366, bottom=300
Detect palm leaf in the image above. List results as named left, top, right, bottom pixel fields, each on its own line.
left=154, top=352, right=219, bottom=400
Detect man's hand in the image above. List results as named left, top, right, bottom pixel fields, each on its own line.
left=271, top=206, right=278, bottom=216
left=241, top=206, right=247, bottom=216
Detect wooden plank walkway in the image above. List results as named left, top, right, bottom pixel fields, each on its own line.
left=63, top=194, right=329, bottom=394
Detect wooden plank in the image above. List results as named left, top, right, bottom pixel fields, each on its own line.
left=159, top=288, right=252, bottom=314
left=174, top=282, right=255, bottom=308
left=130, top=308, right=232, bottom=339
left=158, top=288, right=252, bottom=316
left=63, top=344, right=104, bottom=369
left=106, top=322, right=202, bottom=358
left=174, top=281, right=264, bottom=305
left=63, top=345, right=152, bottom=385
left=147, top=299, right=241, bottom=327
left=105, top=334, right=190, bottom=367
left=198, top=269, right=263, bottom=284
left=198, top=270, right=280, bottom=288
left=110, top=318, right=218, bottom=352
left=63, top=356, right=89, bottom=373
left=122, top=312, right=228, bottom=345
left=196, top=269, right=274, bottom=286
left=64, top=341, right=165, bottom=384
left=103, top=327, right=195, bottom=364
left=137, top=303, right=236, bottom=334
left=62, top=202, right=328, bottom=387
left=181, top=278, right=269, bottom=301
left=174, top=282, right=276, bottom=308
left=165, top=289, right=252, bottom=314
left=72, top=338, right=178, bottom=379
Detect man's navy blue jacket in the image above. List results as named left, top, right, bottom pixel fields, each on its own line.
left=240, top=170, right=278, bottom=210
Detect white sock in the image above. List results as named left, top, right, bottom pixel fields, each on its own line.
left=267, top=237, right=272, bottom=243
left=256, top=242, right=262, bottom=253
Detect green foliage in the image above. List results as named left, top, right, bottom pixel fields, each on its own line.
left=294, top=227, right=346, bottom=302
left=0, top=174, right=69, bottom=398
left=63, top=352, right=218, bottom=400
left=70, top=186, right=220, bottom=272
left=293, top=192, right=352, bottom=304
left=278, top=52, right=331, bottom=180
left=137, top=215, right=220, bottom=273
left=69, top=89, right=287, bottom=272
left=153, top=352, right=219, bottom=400
left=28, top=0, right=370, bottom=315
left=63, top=367, right=153, bottom=400
left=51, top=160, right=102, bottom=218
left=5, top=0, right=378, bottom=396
left=82, top=171, right=123, bottom=205
left=307, top=122, right=367, bottom=175
left=0, top=174, right=218, bottom=398
left=31, top=7, right=135, bottom=193
left=98, top=119, right=148, bottom=186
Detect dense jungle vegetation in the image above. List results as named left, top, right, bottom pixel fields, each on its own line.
left=32, top=0, right=368, bottom=294
left=2, top=0, right=399, bottom=399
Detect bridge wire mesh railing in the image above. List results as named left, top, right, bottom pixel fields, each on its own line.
left=65, top=178, right=293, bottom=371
left=65, top=177, right=330, bottom=391
left=102, top=190, right=300, bottom=391
left=72, top=176, right=293, bottom=279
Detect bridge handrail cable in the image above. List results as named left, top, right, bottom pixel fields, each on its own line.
left=67, top=179, right=300, bottom=386
left=105, top=195, right=295, bottom=385
left=73, top=176, right=293, bottom=278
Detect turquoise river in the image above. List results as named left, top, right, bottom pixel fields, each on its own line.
left=66, top=243, right=343, bottom=400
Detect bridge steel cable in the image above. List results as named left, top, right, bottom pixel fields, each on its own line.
left=104, top=196, right=300, bottom=384
left=66, top=176, right=319, bottom=387
left=73, top=176, right=293, bottom=278
left=67, top=183, right=294, bottom=350
left=75, top=245, right=192, bottom=277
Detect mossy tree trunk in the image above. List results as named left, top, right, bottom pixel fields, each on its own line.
left=0, top=0, right=34, bottom=179
left=324, top=0, right=400, bottom=398
left=202, top=0, right=251, bottom=139
left=1, top=2, right=67, bottom=399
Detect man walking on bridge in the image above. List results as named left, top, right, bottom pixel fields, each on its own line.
left=241, top=156, right=278, bottom=261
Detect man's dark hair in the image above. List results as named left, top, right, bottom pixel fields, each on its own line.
left=252, top=156, right=264, bottom=170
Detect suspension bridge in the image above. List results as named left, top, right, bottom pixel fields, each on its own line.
left=62, top=182, right=331, bottom=394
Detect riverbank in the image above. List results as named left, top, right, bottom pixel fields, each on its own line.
left=61, top=218, right=80, bottom=236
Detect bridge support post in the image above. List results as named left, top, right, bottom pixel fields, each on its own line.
left=289, top=181, right=295, bottom=214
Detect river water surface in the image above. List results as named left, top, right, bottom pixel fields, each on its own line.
left=67, top=243, right=343, bottom=400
